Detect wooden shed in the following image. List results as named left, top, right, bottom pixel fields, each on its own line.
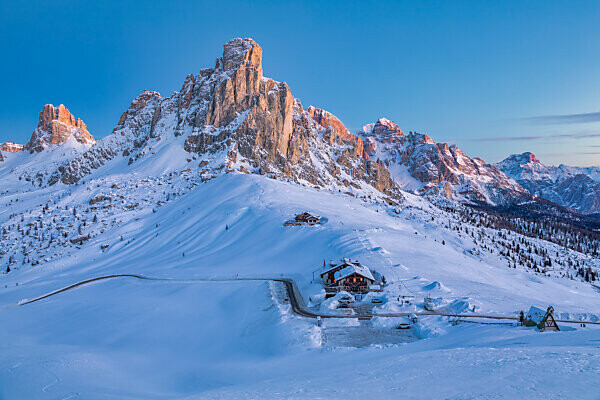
left=526, top=306, right=560, bottom=332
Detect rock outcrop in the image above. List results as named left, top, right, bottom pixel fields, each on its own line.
left=1, top=142, right=24, bottom=152
left=359, top=118, right=529, bottom=205
left=25, top=104, right=95, bottom=153
left=54, top=38, right=402, bottom=201
left=497, top=152, right=600, bottom=214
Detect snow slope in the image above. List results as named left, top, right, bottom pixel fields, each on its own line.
left=1, top=36, right=599, bottom=400
left=1, top=172, right=599, bottom=399
left=0, top=136, right=92, bottom=193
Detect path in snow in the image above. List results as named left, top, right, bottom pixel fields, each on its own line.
left=12, top=273, right=600, bottom=325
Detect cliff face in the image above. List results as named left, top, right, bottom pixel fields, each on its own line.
left=359, top=118, right=529, bottom=205
left=25, top=104, right=95, bottom=153
left=1, top=142, right=24, bottom=152
left=54, top=38, right=402, bottom=201
left=497, top=152, right=600, bottom=214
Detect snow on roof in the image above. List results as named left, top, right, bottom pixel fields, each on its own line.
left=320, top=259, right=360, bottom=275
left=296, top=211, right=320, bottom=218
left=526, top=306, right=547, bottom=324
left=334, top=264, right=375, bottom=282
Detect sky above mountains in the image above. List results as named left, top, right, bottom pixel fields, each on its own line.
left=1, top=0, right=599, bottom=166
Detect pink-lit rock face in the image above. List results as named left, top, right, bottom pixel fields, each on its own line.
left=0, top=142, right=24, bottom=152
left=359, top=118, right=530, bottom=204
left=54, top=38, right=401, bottom=200
left=306, top=106, right=350, bottom=137
left=306, top=105, right=367, bottom=160
left=25, top=104, right=95, bottom=152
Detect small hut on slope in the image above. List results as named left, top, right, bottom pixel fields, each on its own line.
left=526, top=306, right=560, bottom=332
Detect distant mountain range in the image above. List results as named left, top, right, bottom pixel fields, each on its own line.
left=1, top=37, right=598, bottom=216
left=497, top=152, right=600, bottom=214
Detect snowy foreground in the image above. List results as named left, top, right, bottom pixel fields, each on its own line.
left=1, top=173, right=599, bottom=399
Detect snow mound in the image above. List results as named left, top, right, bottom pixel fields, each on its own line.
left=319, top=291, right=354, bottom=312
left=437, top=299, right=474, bottom=314
left=370, top=316, right=411, bottom=329
left=423, top=281, right=450, bottom=292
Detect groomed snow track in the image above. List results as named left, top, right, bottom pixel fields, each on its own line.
left=14, top=274, right=600, bottom=325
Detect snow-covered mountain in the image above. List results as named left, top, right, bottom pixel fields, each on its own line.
left=45, top=38, right=401, bottom=203
left=355, top=118, right=530, bottom=205
left=0, top=104, right=95, bottom=189
left=0, top=142, right=23, bottom=152
left=2, top=39, right=598, bottom=218
left=1, top=38, right=600, bottom=399
left=497, top=152, right=600, bottom=214
left=25, top=104, right=95, bottom=153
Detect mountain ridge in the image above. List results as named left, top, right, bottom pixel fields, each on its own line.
left=2, top=38, right=598, bottom=216
left=497, top=152, right=600, bottom=214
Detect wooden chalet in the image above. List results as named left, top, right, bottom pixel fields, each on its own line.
left=526, top=306, right=560, bottom=332
left=320, top=258, right=375, bottom=295
left=320, top=258, right=360, bottom=285
left=294, top=212, right=321, bottom=225
left=284, top=212, right=322, bottom=226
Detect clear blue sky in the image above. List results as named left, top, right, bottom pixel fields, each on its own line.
left=1, top=1, right=599, bottom=166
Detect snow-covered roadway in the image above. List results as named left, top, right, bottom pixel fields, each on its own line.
left=13, top=273, right=600, bottom=325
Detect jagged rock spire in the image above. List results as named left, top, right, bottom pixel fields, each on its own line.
left=25, top=104, right=95, bottom=153
left=219, top=38, right=263, bottom=76
left=52, top=38, right=403, bottom=201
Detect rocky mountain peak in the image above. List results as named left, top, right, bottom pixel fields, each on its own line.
left=51, top=38, right=401, bottom=201
left=1, top=142, right=24, bottom=152
left=114, top=90, right=162, bottom=130
left=0, top=142, right=24, bottom=162
left=357, top=117, right=528, bottom=204
left=373, top=118, right=403, bottom=136
left=496, top=152, right=600, bottom=214
left=361, top=118, right=405, bottom=144
left=306, top=105, right=367, bottom=159
left=25, top=104, right=95, bottom=152
left=307, top=106, right=350, bottom=136
left=500, top=152, right=541, bottom=166
left=219, top=38, right=263, bottom=76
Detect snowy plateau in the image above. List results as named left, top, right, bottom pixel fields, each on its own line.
left=0, top=38, right=599, bottom=399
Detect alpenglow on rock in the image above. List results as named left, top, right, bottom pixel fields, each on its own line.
left=0, top=142, right=23, bottom=162
left=54, top=38, right=402, bottom=201
left=497, top=152, right=600, bottom=214
left=25, top=104, right=95, bottom=153
left=358, top=118, right=530, bottom=205
left=1, top=142, right=24, bottom=152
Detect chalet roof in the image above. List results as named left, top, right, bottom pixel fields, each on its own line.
left=334, top=264, right=375, bottom=282
left=320, top=258, right=361, bottom=275
left=296, top=212, right=320, bottom=219
left=526, top=306, right=547, bottom=324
